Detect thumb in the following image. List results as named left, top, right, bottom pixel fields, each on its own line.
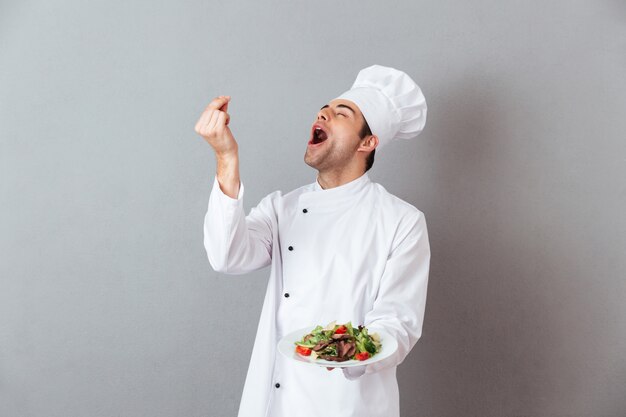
left=220, top=96, right=231, bottom=113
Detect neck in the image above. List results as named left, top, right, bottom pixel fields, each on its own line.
left=316, top=169, right=366, bottom=190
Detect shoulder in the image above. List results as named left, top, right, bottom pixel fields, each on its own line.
left=368, top=181, right=428, bottom=250
left=369, top=181, right=425, bottom=222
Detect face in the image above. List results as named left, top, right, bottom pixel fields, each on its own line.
left=304, top=99, right=374, bottom=173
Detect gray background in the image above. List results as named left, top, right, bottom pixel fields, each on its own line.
left=1, top=0, right=625, bottom=416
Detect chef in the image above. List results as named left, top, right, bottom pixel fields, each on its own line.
left=195, top=64, right=430, bottom=417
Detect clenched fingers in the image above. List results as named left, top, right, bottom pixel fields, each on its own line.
left=198, top=109, right=224, bottom=139
left=195, top=110, right=230, bottom=138
left=206, top=95, right=230, bottom=112
left=196, top=97, right=230, bottom=131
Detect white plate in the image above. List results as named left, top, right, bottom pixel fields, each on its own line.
left=277, top=325, right=397, bottom=368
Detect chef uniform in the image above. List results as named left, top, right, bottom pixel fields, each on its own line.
left=203, top=65, right=429, bottom=417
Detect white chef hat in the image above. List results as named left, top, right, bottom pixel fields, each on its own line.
left=333, top=64, right=427, bottom=151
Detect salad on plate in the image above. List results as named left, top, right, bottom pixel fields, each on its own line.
left=293, top=320, right=381, bottom=362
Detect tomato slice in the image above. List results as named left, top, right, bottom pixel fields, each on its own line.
left=295, top=345, right=312, bottom=356
left=334, top=325, right=347, bottom=334
left=355, top=352, right=370, bottom=361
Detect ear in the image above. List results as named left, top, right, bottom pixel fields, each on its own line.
left=358, top=134, right=378, bottom=153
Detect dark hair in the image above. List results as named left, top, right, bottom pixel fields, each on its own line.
left=359, top=118, right=376, bottom=172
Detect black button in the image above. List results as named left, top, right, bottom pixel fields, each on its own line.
left=284, top=293, right=290, bottom=298
left=275, top=383, right=280, bottom=388
left=288, top=246, right=294, bottom=251
left=302, top=208, right=308, bottom=213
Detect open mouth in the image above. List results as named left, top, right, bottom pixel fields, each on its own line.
left=310, top=127, right=328, bottom=145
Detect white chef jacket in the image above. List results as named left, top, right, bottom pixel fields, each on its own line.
left=203, top=171, right=430, bottom=417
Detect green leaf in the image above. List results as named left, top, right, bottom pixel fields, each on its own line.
left=364, top=338, right=377, bottom=354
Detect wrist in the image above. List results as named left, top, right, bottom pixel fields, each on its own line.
left=215, top=150, right=238, bottom=163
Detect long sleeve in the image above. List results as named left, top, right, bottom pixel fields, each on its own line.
left=343, top=210, right=431, bottom=380
left=203, top=175, right=274, bottom=274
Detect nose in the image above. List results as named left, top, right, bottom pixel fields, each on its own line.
left=317, top=107, right=330, bottom=121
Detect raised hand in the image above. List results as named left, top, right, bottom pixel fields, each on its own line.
left=194, top=95, right=238, bottom=158
left=195, top=95, right=240, bottom=199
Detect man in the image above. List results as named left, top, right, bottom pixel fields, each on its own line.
left=196, top=65, right=430, bottom=417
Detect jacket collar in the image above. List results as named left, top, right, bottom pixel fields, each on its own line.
left=298, top=172, right=372, bottom=211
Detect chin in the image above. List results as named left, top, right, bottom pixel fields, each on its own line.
left=303, top=152, right=317, bottom=168
left=303, top=157, right=318, bottom=170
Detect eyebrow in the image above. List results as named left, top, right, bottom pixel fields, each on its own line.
left=320, top=103, right=356, bottom=115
